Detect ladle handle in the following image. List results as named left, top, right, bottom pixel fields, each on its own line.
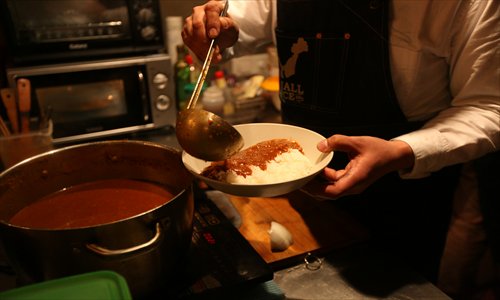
left=186, top=0, right=229, bottom=109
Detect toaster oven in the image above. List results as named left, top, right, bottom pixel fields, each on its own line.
left=6, top=53, right=175, bottom=144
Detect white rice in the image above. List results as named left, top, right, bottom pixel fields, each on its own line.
left=225, top=148, right=313, bottom=184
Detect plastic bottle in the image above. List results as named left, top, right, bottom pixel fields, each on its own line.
left=184, top=54, right=200, bottom=84
left=201, top=85, right=225, bottom=116
left=213, top=70, right=235, bottom=116
left=214, top=70, right=227, bottom=89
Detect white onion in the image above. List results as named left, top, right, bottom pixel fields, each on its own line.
left=269, top=221, right=293, bottom=251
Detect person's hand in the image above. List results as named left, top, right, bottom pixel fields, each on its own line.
left=301, top=135, right=415, bottom=200
left=182, top=0, right=239, bottom=63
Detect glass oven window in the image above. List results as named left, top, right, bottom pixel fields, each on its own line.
left=36, top=80, right=128, bottom=123
left=26, top=65, right=150, bottom=139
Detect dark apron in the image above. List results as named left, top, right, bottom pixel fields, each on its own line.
left=275, top=0, right=460, bottom=283
left=475, top=151, right=500, bottom=266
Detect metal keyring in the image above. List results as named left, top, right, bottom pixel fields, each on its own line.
left=304, top=252, right=322, bottom=270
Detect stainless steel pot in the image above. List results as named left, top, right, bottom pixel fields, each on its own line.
left=0, top=140, right=194, bottom=298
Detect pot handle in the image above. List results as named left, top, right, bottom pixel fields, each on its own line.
left=86, top=222, right=162, bottom=256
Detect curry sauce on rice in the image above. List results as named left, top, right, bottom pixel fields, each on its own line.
left=201, top=139, right=313, bottom=184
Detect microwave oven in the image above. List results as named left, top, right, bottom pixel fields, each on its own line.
left=6, top=53, right=176, bottom=144
left=0, top=0, right=164, bottom=65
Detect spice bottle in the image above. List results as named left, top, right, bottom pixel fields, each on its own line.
left=184, top=54, right=200, bottom=84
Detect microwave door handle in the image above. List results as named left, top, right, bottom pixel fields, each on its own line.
left=137, top=70, right=150, bottom=121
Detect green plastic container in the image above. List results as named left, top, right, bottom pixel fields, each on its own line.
left=0, top=271, right=132, bottom=300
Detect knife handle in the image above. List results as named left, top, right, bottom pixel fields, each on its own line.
left=17, top=78, right=31, bottom=133
left=0, top=88, right=19, bottom=134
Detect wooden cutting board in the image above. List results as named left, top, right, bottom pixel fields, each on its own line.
left=228, top=190, right=370, bottom=269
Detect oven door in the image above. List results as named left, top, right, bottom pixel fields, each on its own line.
left=12, top=64, right=154, bottom=144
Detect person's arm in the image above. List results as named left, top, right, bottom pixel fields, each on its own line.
left=182, top=0, right=274, bottom=63
left=182, top=0, right=239, bottom=63
left=393, top=0, right=500, bottom=178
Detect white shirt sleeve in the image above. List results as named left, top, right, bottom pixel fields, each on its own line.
left=225, top=0, right=275, bottom=58
left=393, top=0, right=500, bottom=178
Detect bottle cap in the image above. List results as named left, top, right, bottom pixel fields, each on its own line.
left=214, top=70, right=225, bottom=79
left=185, top=54, right=193, bottom=65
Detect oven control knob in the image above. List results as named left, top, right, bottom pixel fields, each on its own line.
left=141, top=25, right=157, bottom=40
left=156, top=95, right=171, bottom=111
left=153, top=73, right=168, bottom=90
left=138, top=8, right=155, bottom=24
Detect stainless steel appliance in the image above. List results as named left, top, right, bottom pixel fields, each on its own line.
left=6, top=54, right=175, bottom=144
left=0, top=0, right=164, bottom=65
left=0, top=140, right=274, bottom=297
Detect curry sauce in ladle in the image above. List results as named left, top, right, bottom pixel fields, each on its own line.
left=175, top=0, right=243, bottom=161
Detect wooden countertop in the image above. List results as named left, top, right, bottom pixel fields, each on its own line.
left=227, top=190, right=370, bottom=269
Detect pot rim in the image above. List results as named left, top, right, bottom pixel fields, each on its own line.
left=1, top=139, right=181, bottom=174
left=0, top=139, right=194, bottom=231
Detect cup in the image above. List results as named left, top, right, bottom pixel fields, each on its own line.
left=0, top=120, right=53, bottom=170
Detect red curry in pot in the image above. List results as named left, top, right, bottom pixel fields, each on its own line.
left=9, top=179, right=176, bottom=229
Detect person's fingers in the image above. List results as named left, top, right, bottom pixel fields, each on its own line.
left=220, top=16, right=232, bottom=30
left=182, top=16, right=193, bottom=40
left=191, top=6, right=208, bottom=42
left=317, top=134, right=355, bottom=153
left=323, top=167, right=347, bottom=181
left=322, top=175, right=357, bottom=196
left=212, top=46, right=223, bottom=63
left=299, top=168, right=343, bottom=200
left=317, top=138, right=330, bottom=152
left=205, top=1, right=224, bottom=38
left=217, top=16, right=239, bottom=50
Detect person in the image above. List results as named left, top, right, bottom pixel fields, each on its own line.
left=181, top=0, right=499, bottom=296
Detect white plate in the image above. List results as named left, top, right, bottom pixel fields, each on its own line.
left=182, top=123, right=333, bottom=197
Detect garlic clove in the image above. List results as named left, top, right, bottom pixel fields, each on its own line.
left=269, top=221, right=293, bottom=251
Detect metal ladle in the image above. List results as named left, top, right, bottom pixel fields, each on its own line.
left=176, top=0, right=243, bottom=161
